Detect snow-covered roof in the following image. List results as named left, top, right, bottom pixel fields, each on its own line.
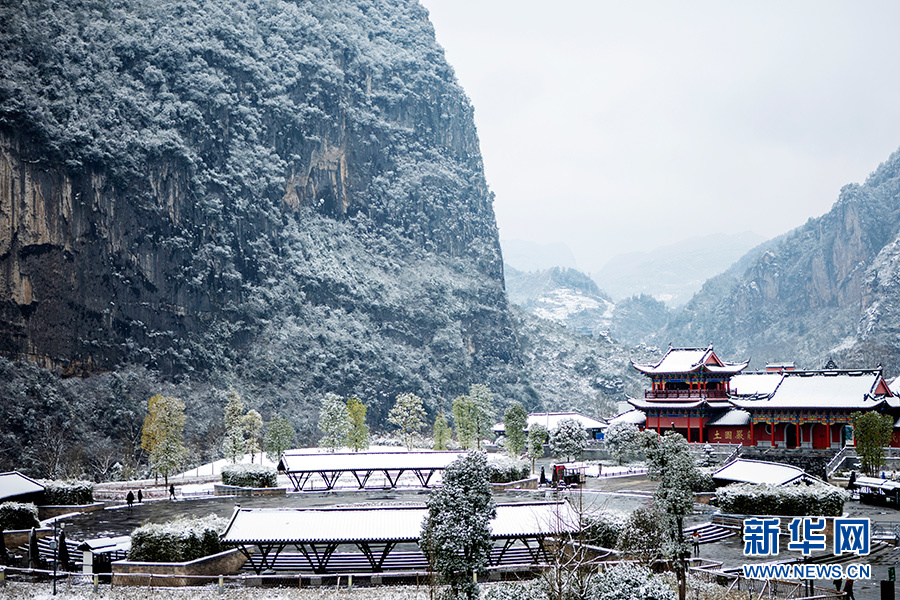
left=728, top=373, right=784, bottom=397
left=606, top=409, right=646, bottom=427
left=712, top=459, right=807, bottom=486
left=729, top=370, right=890, bottom=410
left=77, top=536, right=132, bottom=553
left=278, top=451, right=466, bottom=474
left=221, top=502, right=579, bottom=544
left=493, top=412, right=605, bottom=434
left=854, top=476, right=900, bottom=493
left=0, top=471, right=44, bottom=502
left=705, top=409, right=751, bottom=427
left=632, top=346, right=748, bottom=376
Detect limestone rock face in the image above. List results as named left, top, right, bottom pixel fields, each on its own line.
left=665, top=149, right=900, bottom=372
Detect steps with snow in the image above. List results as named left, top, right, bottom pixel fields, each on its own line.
left=684, top=523, right=736, bottom=544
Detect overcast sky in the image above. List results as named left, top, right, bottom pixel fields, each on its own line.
left=419, top=0, right=900, bottom=274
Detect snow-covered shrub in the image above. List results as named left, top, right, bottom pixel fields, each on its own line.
left=484, top=580, right=545, bottom=600
left=692, top=469, right=716, bottom=493
left=716, top=482, right=848, bottom=516
left=129, top=515, right=226, bottom=562
left=605, top=422, right=642, bottom=464
left=40, top=479, right=94, bottom=505
left=616, top=505, right=670, bottom=561
left=581, top=511, right=626, bottom=548
left=0, top=502, right=39, bottom=530
left=221, top=463, right=277, bottom=488
left=589, top=563, right=676, bottom=600
left=486, top=456, right=531, bottom=483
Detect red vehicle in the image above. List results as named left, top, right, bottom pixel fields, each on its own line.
left=551, top=464, right=586, bottom=486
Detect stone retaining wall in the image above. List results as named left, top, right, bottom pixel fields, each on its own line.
left=213, top=484, right=287, bottom=497
left=111, top=549, right=247, bottom=586
left=39, top=503, right=105, bottom=521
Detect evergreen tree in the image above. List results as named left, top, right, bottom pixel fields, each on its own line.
left=527, top=423, right=548, bottom=473
left=243, top=409, right=263, bottom=463
left=346, top=396, right=370, bottom=452
left=389, top=393, right=426, bottom=451
left=222, top=390, right=246, bottom=463
left=467, top=384, right=495, bottom=450
left=452, top=395, right=475, bottom=449
left=549, top=418, right=588, bottom=462
left=141, top=395, right=186, bottom=488
left=318, top=392, right=350, bottom=452
left=853, top=411, right=894, bottom=476
left=433, top=412, right=451, bottom=450
left=264, top=414, right=295, bottom=464
left=421, top=452, right=496, bottom=600
left=503, top=401, right=528, bottom=456
left=605, top=421, right=641, bottom=465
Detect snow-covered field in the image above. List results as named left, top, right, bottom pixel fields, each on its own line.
left=2, top=582, right=431, bottom=599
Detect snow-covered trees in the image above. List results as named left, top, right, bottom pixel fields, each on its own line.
left=243, top=409, right=263, bottom=463
left=527, top=423, right=548, bottom=472
left=453, top=385, right=495, bottom=450
left=604, top=421, right=641, bottom=464
left=389, top=393, right=426, bottom=451
left=503, top=401, right=528, bottom=456
left=853, top=411, right=894, bottom=476
left=550, top=418, right=588, bottom=461
left=140, top=395, right=186, bottom=487
left=347, top=397, right=370, bottom=452
left=318, top=393, right=351, bottom=452
left=222, top=391, right=246, bottom=463
left=264, top=414, right=295, bottom=463
left=433, top=412, right=452, bottom=450
left=421, top=452, right=496, bottom=600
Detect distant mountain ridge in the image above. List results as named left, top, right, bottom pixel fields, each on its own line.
left=664, top=147, right=900, bottom=373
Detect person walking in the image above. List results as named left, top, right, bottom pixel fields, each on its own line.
left=843, top=578, right=855, bottom=600
left=169, top=484, right=176, bottom=500
left=125, top=490, right=134, bottom=508
left=692, top=530, right=701, bottom=557
left=137, top=489, right=142, bottom=503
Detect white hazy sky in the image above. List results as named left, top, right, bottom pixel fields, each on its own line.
left=419, top=0, right=900, bottom=273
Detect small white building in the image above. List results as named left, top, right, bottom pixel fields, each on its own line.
left=493, top=411, right=606, bottom=440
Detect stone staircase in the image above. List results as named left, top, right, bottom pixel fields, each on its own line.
left=684, top=522, right=737, bottom=544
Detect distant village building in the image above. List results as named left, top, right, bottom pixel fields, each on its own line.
left=625, top=345, right=898, bottom=448
left=492, top=411, right=606, bottom=440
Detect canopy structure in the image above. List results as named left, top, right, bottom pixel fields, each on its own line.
left=0, top=471, right=44, bottom=503
left=277, top=451, right=466, bottom=491
left=222, top=502, right=580, bottom=574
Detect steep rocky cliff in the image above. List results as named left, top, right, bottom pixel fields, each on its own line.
left=0, top=0, right=537, bottom=473
left=665, top=148, right=900, bottom=371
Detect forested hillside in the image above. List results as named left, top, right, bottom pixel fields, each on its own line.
left=665, top=148, right=900, bottom=372
left=0, top=0, right=641, bottom=477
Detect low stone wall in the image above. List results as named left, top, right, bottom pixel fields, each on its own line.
left=213, top=484, right=287, bottom=497
left=111, top=549, right=247, bottom=586
left=39, top=502, right=105, bottom=521
left=491, top=477, right=539, bottom=491
left=5, top=527, right=52, bottom=548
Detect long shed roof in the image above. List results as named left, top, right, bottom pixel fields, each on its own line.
left=712, top=459, right=808, bottom=486
left=0, top=471, right=44, bottom=502
left=221, top=502, right=580, bottom=545
left=278, top=451, right=466, bottom=473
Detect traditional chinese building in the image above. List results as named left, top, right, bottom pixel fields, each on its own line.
left=627, top=345, right=898, bottom=448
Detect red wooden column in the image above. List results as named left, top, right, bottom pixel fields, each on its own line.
left=699, top=417, right=704, bottom=443
left=796, top=422, right=801, bottom=448
left=771, top=420, right=776, bottom=446
left=687, top=413, right=691, bottom=443
left=749, top=421, right=754, bottom=446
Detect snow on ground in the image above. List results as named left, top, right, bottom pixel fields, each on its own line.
left=1, top=582, right=430, bottom=600
left=532, top=289, right=614, bottom=324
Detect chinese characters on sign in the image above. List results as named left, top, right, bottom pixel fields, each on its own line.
left=743, top=517, right=870, bottom=557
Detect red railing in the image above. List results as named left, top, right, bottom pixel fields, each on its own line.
left=644, top=389, right=728, bottom=399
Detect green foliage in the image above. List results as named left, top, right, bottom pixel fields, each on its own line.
left=421, top=452, right=496, bottom=600
left=40, top=480, right=94, bottom=505
left=527, top=424, right=548, bottom=472
left=853, top=411, right=894, bottom=476
left=129, top=515, right=226, bottom=563
left=549, top=418, right=588, bottom=461
left=433, top=412, right=452, bottom=451
left=221, top=463, right=277, bottom=488
left=143, top=395, right=186, bottom=486
left=222, top=391, right=246, bottom=464
left=715, top=482, right=848, bottom=516
left=346, top=397, right=370, bottom=452
left=484, top=562, right=675, bottom=600
left=388, top=393, right=426, bottom=451
left=616, top=504, right=670, bottom=562
left=318, top=392, right=350, bottom=452
left=242, top=409, right=263, bottom=462
left=604, top=421, right=642, bottom=465
left=0, top=502, right=39, bottom=530
left=486, top=456, right=531, bottom=483
left=452, top=385, right=494, bottom=450
left=503, top=401, right=528, bottom=456
left=452, top=395, right=476, bottom=449
left=264, top=414, right=295, bottom=464
left=581, top=511, right=626, bottom=549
